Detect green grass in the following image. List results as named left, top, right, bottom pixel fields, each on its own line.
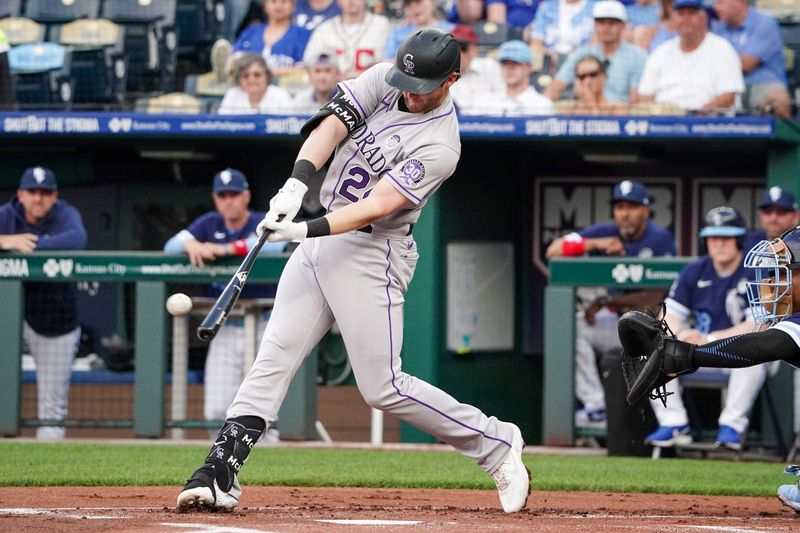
left=0, top=442, right=788, bottom=497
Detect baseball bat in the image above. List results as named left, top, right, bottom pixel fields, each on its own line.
left=196, top=224, right=276, bottom=342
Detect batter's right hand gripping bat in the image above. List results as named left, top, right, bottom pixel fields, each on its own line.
left=196, top=220, right=278, bottom=342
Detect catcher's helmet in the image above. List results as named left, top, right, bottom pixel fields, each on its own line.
left=699, top=206, right=747, bottom=249
left=385, top=28, right=460, bottom=94
left=744, top=225, right=800, bottom=325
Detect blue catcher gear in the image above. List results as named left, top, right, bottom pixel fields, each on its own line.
left=699, top=206, right=748, bottom=250
left=744, top=225, right=800, bottom=325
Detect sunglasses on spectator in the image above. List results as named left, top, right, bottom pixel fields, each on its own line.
left=576, top=70, right=602, bottom=81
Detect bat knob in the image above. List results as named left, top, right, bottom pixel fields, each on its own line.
left=197, top=327, right=216, bottom=342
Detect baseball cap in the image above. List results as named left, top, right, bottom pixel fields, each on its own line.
left=497, top=40, right=532, bottom=65
left=19, top=166, right=57, bottom=190
left=759, top=186, right=799, bottom=211
left=673, top=0, right=703, bottom=9
left=309, top=47, right=339, bottom=67
left=212, top=168, right=249, bottom=194
left=592, top=0, right=627, bottom=21
left=610, top=180, right=650, bottom=206
left=451, top=25, right=478, bottom=45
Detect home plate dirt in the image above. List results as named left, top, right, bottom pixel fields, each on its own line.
left=1, top=486, right=798, bottom=532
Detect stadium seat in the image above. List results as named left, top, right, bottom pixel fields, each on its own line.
left=55, top=18, right=127, bottom=108
left=628, top=102, right=687, bottom=116
left=8, top=41, right=73, bottom=109
left=783, top=22, right=800, bottom=116
left=471, top=21, right=523, bottom=53
left=175, top=0, right=225, bottom=64
left=0, top=17, right=46, bottom=46
left=138, top=91, right=203, bottom=114
left=0, top=0, right=23, bottom=19
left=757, top=0, right=800, bottom=23
left=100, top=0, right=178, bottom=94
left=24, top=0, right=102, bottom=40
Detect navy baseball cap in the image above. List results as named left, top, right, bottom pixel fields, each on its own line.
left=759, top=186, right=798, bottom=211
left=610, top=180, right=650, bottom=206
left=212, top=168, right=249, bottom=193
left=673, top=0, right=703, bottom=9
left=19, top=166, right=57, bottom=190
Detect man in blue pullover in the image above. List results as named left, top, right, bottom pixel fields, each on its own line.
left=0, top=166, right=87, bottom=440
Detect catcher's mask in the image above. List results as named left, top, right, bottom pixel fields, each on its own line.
left=744, top=225, right=800, bottom=325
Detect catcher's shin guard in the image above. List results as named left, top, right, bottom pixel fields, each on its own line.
left=177, top=416, right=264, bottom=511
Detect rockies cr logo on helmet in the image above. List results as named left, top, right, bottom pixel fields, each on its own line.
left=403, top=54, right=415, bottom=75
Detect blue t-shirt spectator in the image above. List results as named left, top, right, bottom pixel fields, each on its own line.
left=486, top=0, right=541, bottom=29
left=234, top=23, right=311, bottom=69
left=294, top=0, right=341, bottom=31
left=711, top=8, right=787, bottom=86
left=529, top=0, right=597, bottom=55
left=556, top=41, right=647, bottom=102
left=648, top=24, right=675, bottom=51
left=626, top=2, right=659, bottom=26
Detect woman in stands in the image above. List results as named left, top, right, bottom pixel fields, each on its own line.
left=218, top=54, right=294, bottom=114
left=562, top=55, right=628, bottom=115
left=232, top=0, right=311, bottom=81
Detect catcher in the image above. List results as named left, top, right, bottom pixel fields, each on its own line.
left=618, top=225, right=800, bottom=512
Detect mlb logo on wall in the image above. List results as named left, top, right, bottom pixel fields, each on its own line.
left=43, top=258, right=74, bottom=278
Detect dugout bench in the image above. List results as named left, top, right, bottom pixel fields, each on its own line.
left=543, top=257, right=796, bottom=451
left=0, top=252, right=318, bottom=439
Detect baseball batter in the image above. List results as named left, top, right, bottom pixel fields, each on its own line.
left=177, top=28, right=531, bottom=514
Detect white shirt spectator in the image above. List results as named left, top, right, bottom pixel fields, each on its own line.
left=451, top=56, right=505, bottom=114
left=218, top=85, right=295, bottom=114
left=482, top=86, right=555, bottom=116
left=637, top=32, right=744, bottom=111
left=303, top=13, right=391, bottom=76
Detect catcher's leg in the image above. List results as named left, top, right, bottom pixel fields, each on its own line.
left=778, top=464, right=800, bottom=513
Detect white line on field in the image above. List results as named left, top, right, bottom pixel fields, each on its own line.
left=317, top=519, right=424, bottom=526
left=0, top=508, right=130, bottom=520
left=160, top=523, right=279, bottom=533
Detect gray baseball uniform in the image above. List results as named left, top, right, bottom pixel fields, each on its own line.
left=228, top=62, right=517, bottom=473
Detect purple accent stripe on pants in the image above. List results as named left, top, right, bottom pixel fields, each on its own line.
left=382, top=240, right=511, bottom=448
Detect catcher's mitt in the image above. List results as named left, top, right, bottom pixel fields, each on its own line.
left=618, top=310, right=697, bottom=406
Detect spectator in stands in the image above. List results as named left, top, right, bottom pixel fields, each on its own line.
left=164, top=169, right=285, bottom=440
left=633, top=0, right=677, bottom=51
left=545, top=0, right=646, bottom=103
left=303, top=0, right=391, bottom=80
left=293, top=48, right=340, bottom=113
left=646, top=206, right=762, bottom=451
left=219, top=54, right=294, bottom=114
left=294, top=0, right=342, bottom=31
left=482, top=40, right=554, bottom=116
left=527, top=0, right=597, bottom=72
left=447, top=0, right=487, bottom=25
left=546, top=180, right=676, bottom=430
left=232, top=0, right=311, bottom=79
left=626, top=0, right=660, bottom=30
left=486, top=0, right=541, bottom=33
left=635, top=0, right=744, bottom=113
left=383, top=0, right=454, bottom=60
left=560, top=55, right=628, bottom=113
left=449, top=25, right=505, bottom=114
left=711, top=0, right=792, bottom=118
left=0, top=167, right=88, bottom=440
left=225, top=0, right=257, bottom=40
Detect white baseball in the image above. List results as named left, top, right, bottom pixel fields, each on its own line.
left=166, top=293, right=193, bottom=316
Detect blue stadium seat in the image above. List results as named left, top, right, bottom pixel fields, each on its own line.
left=100, top=0, right=178, bottom=94
left=24, top=0, right=102, bottom=40
left=53, top=18, right=127, bottom=108
left=0, top=0, right=23, bottom=19
left=8, top=42, right=73, bottom=109
left=175, top=0, right=225, bottom=64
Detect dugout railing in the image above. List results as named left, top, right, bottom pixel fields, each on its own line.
left=0, top=252, right=320, bottom=439
left=544, top=256, right=796, bottom=449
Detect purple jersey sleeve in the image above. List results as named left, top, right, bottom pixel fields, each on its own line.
left=385, top=144, right=460, bottom=205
